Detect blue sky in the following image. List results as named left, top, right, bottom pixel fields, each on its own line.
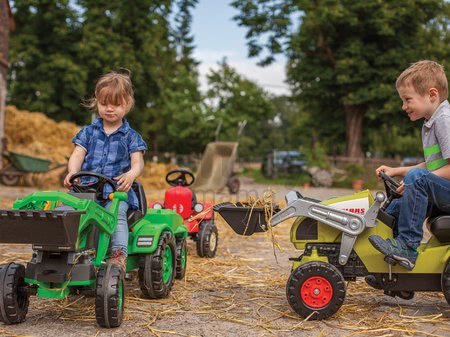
left=191, top=1, right=289, bottom=95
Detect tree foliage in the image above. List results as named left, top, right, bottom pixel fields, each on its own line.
left=232, top=0, right=450, bottom=158
left=205, top=59, right=276, bottom=159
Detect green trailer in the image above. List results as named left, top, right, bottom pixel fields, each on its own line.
left=0, top=172, right=188, bottom=328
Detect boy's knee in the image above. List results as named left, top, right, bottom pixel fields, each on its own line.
left=404, top=168, right=428, bottom=185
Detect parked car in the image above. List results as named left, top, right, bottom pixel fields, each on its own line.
left=262, top=150, right=308, bottom=178
left=400, top=156, right=423, bottom=167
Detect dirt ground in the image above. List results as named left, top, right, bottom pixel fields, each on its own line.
left=0, top=178, right=450, bottom=337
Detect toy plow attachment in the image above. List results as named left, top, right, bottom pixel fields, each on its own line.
left=0, top=210, right=84, bottom=249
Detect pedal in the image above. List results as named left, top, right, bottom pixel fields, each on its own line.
left=384, top=255, right=397, bottom=265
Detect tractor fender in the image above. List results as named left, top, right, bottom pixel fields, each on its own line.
left=128, top=209, right=187, bottom=254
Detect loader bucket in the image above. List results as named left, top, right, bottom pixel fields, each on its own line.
left=213, top=202, right=279, bottom=236
left=0, top=210, right=84, bottom=248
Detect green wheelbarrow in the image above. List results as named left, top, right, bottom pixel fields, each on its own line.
left=0, top=151, right=66, bottom=186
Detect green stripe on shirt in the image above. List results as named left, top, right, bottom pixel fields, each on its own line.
left=426, top=158, right=448, bottom=171
left=424, top=144, right=441, bottom=156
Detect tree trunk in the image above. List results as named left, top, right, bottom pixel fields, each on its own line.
left=152, top=135, right=158, bottom=157
left=344, top=105, right=365, bottom=158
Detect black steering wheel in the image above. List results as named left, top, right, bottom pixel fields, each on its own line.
left=165, top=168, right=195, bottom=187
left=379, top=171, right=402, bottom=200
left=69, top=171, right=117, bottom=200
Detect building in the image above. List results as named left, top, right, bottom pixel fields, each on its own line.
left=0, top=0, right=15, bottom=156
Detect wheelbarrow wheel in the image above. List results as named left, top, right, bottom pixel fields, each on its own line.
left=175, top=237, right=187, bottom=279
left=0, top=174, right=20, bottom=186
left=227, top=176, right=240, bottom=194
left=286, top=261, right=346, bottom=320
left=138, top=231, right=176, bottom=299
left=95, top=264, right=124, bottom=328
left=0, top=263, right=29, bottom=324
left=196, top=220, right=218, bottom=258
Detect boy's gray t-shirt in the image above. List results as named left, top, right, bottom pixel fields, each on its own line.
left=422, top=100, right=450, bottom=171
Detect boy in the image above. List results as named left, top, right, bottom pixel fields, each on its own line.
left=369, top=60, right=450, bottom=270
left=64, top=70, right=147, bottom=272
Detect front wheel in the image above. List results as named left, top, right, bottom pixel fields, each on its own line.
left=196, top=220, right=218, bottom=258
left=175, top=237, right=187, bottom=279
left=0, top=263, right=29, bottom=325
left=138, top=231, right=176, bottom=299
left=95, top=264, right=124, bottom=328
left=286, top=262, right=346, bottom=320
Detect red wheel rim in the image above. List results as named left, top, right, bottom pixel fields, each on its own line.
left=300, top=276, right=333, bottom=308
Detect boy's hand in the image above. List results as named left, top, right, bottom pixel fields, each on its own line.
left=396, top=181, right=405, bottom=195
left=375, top=165, right=398, bottom=178
left=114, top=172, right=136, bottom=192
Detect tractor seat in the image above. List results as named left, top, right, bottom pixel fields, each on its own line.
left=127, top=182, right=147, bottom=227
left=428, top=209, right=450, bottom=244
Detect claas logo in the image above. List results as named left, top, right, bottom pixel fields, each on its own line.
left=343, top=208, right=365, bottom=215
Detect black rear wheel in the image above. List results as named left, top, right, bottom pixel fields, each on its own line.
left=442, top=259, right=450, bottom=305
left=196, top=220, right=218, bottom=258
left=0, top=263, right=29, bottom=324
left=95, top=264, right=124, bottom=328
left=138, top=231, right=176, bottom=298
left=286, top=262, right=345, bottom=320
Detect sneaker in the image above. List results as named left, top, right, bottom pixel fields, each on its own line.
left=368, top=235, right=418, bottom=270
left=107, top=249, right=127, bottom=272
left=365, top=274, right=382, bottom=289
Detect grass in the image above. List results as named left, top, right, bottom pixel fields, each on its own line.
left=242, top=168, right=311, bottom=186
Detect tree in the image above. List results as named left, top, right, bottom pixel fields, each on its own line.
left=164, top=0, right=207, bottom=154
left=232, top=0, right=450, bottom=158
left=205, top=59, right=275, bottom=159
left=8, top=0, right=87, bottom=123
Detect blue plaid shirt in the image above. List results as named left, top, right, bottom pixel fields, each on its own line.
left=72, top=118, right=148, bottom=210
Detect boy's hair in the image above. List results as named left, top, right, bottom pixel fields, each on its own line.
left=85, top=69, right=134, bottom=111
left=396, top=60, right=448, bottom=101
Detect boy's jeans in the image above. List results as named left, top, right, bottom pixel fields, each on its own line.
left=385, top=168, right=450, bottom=249
left=105, top=200, right=129, bottom=256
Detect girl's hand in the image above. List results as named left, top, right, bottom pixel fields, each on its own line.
left=114, top=172, right=136, bottom=192
left=64, top=172, right=76, bottom=189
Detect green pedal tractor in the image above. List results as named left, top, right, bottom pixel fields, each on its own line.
left=214, top=172, right=450, bottom=319
left=0, top=172, right=188, bottom=328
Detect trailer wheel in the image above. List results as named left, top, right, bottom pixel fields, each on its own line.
left=175, top=237, right=187, bottom=279
left=196, top=220, right=218, bottom=258
left=0, top=263, right=29, bottom=324
left=286, top=262, right=345, bottom=320
left=139, top=231, right=176, bottom=299
left=95, top=264, right=124, bottom=328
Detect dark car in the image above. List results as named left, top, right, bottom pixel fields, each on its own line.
left=262, top=150, right=308, bottom=178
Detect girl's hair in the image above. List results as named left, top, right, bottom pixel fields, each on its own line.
left=84, top=69, right=134, bottom=111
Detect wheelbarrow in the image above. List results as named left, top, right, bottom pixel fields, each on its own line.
left=0, top=151, right=67, bottom=186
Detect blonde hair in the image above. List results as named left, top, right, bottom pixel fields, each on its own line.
left=85, top=70, right=134, bottom=111
left=396, top=60, right=448, bottom=101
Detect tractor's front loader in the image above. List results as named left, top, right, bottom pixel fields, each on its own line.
left=0, top=190, right=127, bottom=327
